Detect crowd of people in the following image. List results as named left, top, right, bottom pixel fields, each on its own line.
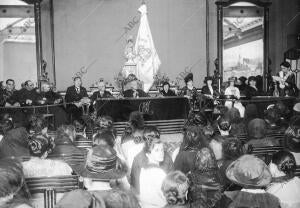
left=0, top=92, right=300, bottom=208
left=0, top=60, right=299, bottom=208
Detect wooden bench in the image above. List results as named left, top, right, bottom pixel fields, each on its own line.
left=47, top=153, right=86, bottom=167
left=114, top=119, right=185, bottom=136
left=25, top=175, right=80, bottom=208
left=295, top=166, right=300, bottom=177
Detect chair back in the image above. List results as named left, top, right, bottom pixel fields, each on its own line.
left=25, top=175, right=80, bottom=208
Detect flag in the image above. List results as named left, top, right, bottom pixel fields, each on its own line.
left=134, top=4, right=161, bottom=92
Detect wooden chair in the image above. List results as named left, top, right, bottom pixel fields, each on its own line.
left=295, top=165, right=300, bottom=177
left=25, top=175, right=80, bottom=208
left=113, top=119, right=186, bottom=136
left=74, top=140, right=93, bottom=149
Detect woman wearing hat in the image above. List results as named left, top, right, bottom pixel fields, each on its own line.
left=245, top=76, right=262, bottom=99
left=224, top=77, right=245, bottom=118
left=179, top=73, right=197, bottom=99
left=160, top=81, right=176, bottom=97
left=267, top=151, right=300, bottom=208
left=201, top=76, right=219, bottom=109
left=225, top=155, right=281, bottom=208
left=123, top=74, right=149, bottom=98
left=72, top=145, right=130, bottom=191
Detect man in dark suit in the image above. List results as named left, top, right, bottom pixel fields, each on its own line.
left=65, top=77, right=89, bottom=121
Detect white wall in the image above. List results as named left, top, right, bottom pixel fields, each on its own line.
left=1, top=40, right=37, bottom=88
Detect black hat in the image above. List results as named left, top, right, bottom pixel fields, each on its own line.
left=204, top=76, right=213, bottom=84
left=280, top=61, right=291, bottom=68
left=184, top=73, right=193, bottom=83
left=248, top=76, right=256, bottom=82
left=162, top=81, right=170, bottom=87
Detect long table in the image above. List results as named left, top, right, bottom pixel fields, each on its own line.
left=94, top=97, right=190, bottom=122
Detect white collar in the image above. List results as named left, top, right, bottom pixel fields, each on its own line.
left=241, top=188, right=266, bottom=194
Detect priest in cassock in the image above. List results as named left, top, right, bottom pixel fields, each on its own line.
left=37, top=82, right=68, bottom=127
left=90, top=80, right=114, bottom=104
left=16, top=80, right=39, bottom=106
left=65, top=76, right=89, bottom=121
left=123, top=74, right=149, bottom=98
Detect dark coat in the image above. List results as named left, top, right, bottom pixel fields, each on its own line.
left=16, top=88, right=39, bottom=106
left=174, top=150, right=197, bottom=174
left=0, top=127, right=30, bottom=158
left=90, top=91, right=113, bottom=103
left=0, top=89, right=18, bottom=106
left=245, top=86, right=262, bottom=99
left=37, top=91, right=62, bottom=104
left=65, top=86, right=88, bottom=103
left=160, top=89, right=176, bottom=97
left=123, top=89, right=149, bottom=98
left=201, top=85, right=219, bottom=97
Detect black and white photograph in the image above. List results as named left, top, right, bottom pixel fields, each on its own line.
left=0, top=0, right=299, bottom=207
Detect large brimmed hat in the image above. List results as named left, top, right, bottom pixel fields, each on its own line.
left=226, top=154, right=271, bottom=188
left=72, top=145, right=127, bottom=181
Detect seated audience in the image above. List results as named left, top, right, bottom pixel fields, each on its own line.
left=16, top=80, right=39, bottom=106
left=235, top=76, right=247, bottom=95
left=246, top=118, right=280, bottom=148
left=130, top=135, right=173, bottom=195
left=93, top=130, right=115, bottom=148
left=188, top=147, right=231, bottom=208
left=0, top=79, right=19, bottom=107
left=90, top=80, right=114, bottom=104
left=48, top=126, right=85, bottom=165
left=214, top=116, right=232, bottom=139
left=225, top=155, right=280, bottom=208
left=94, top=115, right=116, bottom=138
left=0, top=158, right=32, bottom=208
left=224, top=77, right=245, bottom=118
left=245, top=76, right=261, bottom=98
left=65, top=76, right=89, bottom=121
left=22, top=133, right=73, bottom=178
left=284, top=121, right=300, bottom=165
left=264, top=106, right=285, bottom=133
left=123, top=74, right=148, bottom=98
left=179, top=73, right=197, bottom=100
left=57, top=188, right=141, bottom=208
left=0, top=119, right=29, bottom=159
left=161, top=171, right=190, bottom=208
left=160, top=81, right=176, bottom=96
left=120, top=111, right=145, bottom=170
left=72, top=145, right=129, bottom=191
left=267, top=151, right=300, bottom=208
left=225, top=107, right=246, bottom=136
left=37, top=82, right=68, bottom=127
left=174, top=126, right=208, bottom=174
left=55, top=189, right=106, bottom=208
left=219, top=137, right=244, bottom=190
left=244, top=103, right=258, bottom=125
left=27, top=114, right=48, bottom=136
